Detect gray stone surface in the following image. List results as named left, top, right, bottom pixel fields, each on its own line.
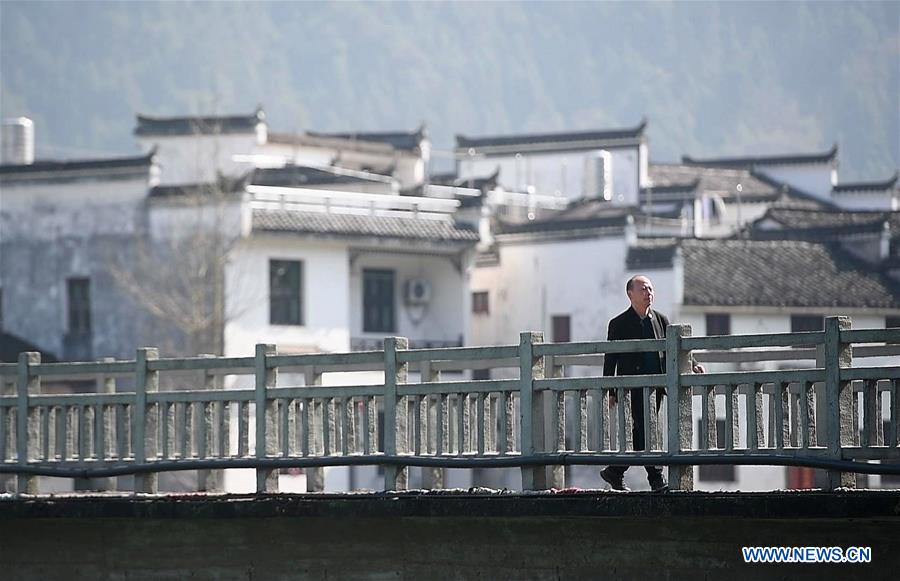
left=1, top=490, right=898, bottom=580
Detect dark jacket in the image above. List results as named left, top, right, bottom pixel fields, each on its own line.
left=603, top=306, right=669, bottom=377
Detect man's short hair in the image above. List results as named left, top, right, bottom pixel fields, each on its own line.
left=626, top=275, right=649, bottom=292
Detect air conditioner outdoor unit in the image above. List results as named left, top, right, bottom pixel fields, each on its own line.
left=404, top=278, right=432, bottom=305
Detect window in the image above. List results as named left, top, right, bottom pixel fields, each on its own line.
left=270, top=260, right=303, bottom=325
left=705, top=313, right=730, bottom=336
left=551, top=315, right=571, bottom=343
left=888, top=315, right=900, bottom=346
left=696, top=419, right=736, bottom=482
left=472, top=368, right=491, bottom=380
left=0, top=287, right=3, bottom=331
left=790, top=315, right=824, bottom=333
left=363, top=269, right=395, bottom=333
left=67, top=278, right=91, bottom=334
left=472, top=291, right=489, bottom=315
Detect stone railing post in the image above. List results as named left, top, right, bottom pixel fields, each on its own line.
left=420, top=360, right=445, bottom=490
left=666, top=325, right=693, bottom=491
left=303, top=366, right=325, bottom=492
left=94, top=356, right=116, bottom=492
left=519, top=331, right=546, bottom=490
left=547, top=354, right=565, bottom=489
left=384, top=337, right=409, bottom=490
left=16, top=352, right=40, bottom=495
left=197, top=354, right=222, bottom=492
left=133, top=348, right=159, bottom=494
left=255, top=344, right=278, bottom=493
left=824, top=316, right=855, bottom=490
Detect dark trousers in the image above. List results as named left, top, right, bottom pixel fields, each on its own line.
left=606, top=388, right=663, bottom=481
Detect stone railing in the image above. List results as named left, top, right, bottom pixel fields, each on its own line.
left=1, top=316, right=898, bottom=495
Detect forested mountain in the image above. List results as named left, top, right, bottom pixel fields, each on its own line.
left=1, top=1, right=897, bottom=179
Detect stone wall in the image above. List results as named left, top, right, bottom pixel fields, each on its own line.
left=2, top=491, right=898, bottom=580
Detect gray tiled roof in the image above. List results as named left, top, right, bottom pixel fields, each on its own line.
left=0, top=331, right=58, bottom=363
left=682, top=239, right=900, bottom=309
left=495, top=201, right=632, bottom=235
left=759, top=208, right=900, bottom=236
left=0, top=151, right=155, bottom=184
left=149, top=176, right=247, bottom=198
left=305, top=125, right=426, bottom=151
left=0, top=151, right=154, bottom=175
left=455, top=120, right=646, bottom=155
left=638, top=185, right=698, bottom=209
left=431, top=167, right=500, bottom=192
left=251, top=165, right=392, bottom=187
left=647, top=163, right=779, bottom=203
left=626, top=239, right=679, bottom=270
left=135, top=108, right=264, bottom=137
left=267, top=132, right=395, bottom=155
left=252, top=209, right=479, bottom=243
left=681, top=145, right=838, bottom=169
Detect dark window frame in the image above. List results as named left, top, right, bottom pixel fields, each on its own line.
left=551, top=314, right=571, bottom=343
left=705, top=313, right=731, bottom=336
left=270, top=260, right=304, bottom=326
left=790, top=315, right=824, bottom=333
left=472, top=291, right=489, bottom=315
left=363, top=268, right=396, bottom=333
left=67, top=278, right=91, bottom=334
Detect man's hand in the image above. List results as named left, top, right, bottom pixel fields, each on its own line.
left=692, top=363, right=706, bottom=374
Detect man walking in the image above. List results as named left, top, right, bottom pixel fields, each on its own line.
left=600, top=275, right=704, bottom=492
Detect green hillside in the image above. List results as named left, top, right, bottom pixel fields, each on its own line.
left=1, top=1, right=897, bottom=180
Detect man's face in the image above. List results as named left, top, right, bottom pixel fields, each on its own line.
left=627, top=276, right=654, bottom=314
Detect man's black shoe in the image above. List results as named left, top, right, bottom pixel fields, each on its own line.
left=600, top=467, right=630, bottom=491
left=648, top=476, right=669, bottom=493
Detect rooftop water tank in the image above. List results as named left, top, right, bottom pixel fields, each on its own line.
left=1, top=117, right=35, bottom=165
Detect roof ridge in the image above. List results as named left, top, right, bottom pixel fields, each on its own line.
left=682, top=144, right=838, bottom=168
left=0, top=149, right=155, bottom=174
left=833, top=171, right=899, bottom=192
left=456, top=119, right=647, bottom=150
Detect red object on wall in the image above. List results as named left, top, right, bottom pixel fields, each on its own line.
left=788, top=466, right=816, bottom=489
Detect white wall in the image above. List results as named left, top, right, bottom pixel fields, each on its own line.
left=692, top=199, right=771, bottom=238
left=148, top=197, right=244, bottom=242
left=350, top=250, right=469, bottom=346
left=260, top=142, right=336, bottom=168
left=224, top=236, right=352, bottom=357
left=471, top=235, right=631, bottom=348
left=626, top=263, right=683, bottom=324
left=0, top=177, right=148, bottom=239
left=831, top=192, right=898, bottom=211
left=757, top=163, right=835, bottom=203
left=0, top=175, right=149, bottom=212
left=459, top=146, right=641, bottom=204
left=681, top=310, right=890, bottom=338
left=0, top=175, right=157, bottom=360
left=138, top=133, right=261, bottom=185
